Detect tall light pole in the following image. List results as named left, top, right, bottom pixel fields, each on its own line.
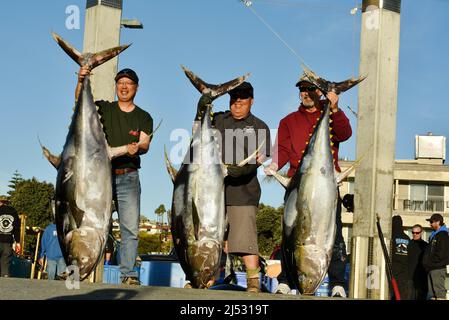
left=350, top=0, right=402, bottom=300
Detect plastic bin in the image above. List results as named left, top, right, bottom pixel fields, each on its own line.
left=103, top=265, right=140, bottom=284
left=10, top=256, right=32, bottom=278
left=139, top=260, right=187, bottom=287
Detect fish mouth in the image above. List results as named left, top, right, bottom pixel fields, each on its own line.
left=296, top=245, right=329, bottom=295
left=187, top=240, right=222, bottom=288
left=66, top=228, right=104, bottom=281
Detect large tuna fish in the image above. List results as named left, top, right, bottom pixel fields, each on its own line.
left=41, top=33, right=130, bottom=280
left=267, top=67, right=365, bottom=294
left=164, top=67, right=259, bottom=288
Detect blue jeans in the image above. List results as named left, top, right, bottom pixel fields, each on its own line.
left=46, top=257, right=67, bottom=280
left=113, top=170, right=141, bottom=278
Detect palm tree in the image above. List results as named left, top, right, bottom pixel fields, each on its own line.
left=154, top=204, right=166, bottom=253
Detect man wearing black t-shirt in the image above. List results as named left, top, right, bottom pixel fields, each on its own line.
left=0, top=196, right=21, bottom=277
left=77, top=67, right=153, bottom=285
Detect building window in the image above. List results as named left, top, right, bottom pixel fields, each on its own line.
left=348, top=178, right=354, bottom=195
left=405, top=183, right=445, bottom=212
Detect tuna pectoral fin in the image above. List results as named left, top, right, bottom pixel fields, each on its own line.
left=138, top=119, right=163, bottom=147
left=336, top=145, right=372, bottom=185
left=51, top=32, right=131, bottom=69
left=263, top=167, right=291, bottom=188
left=192, top=201, right=200, bottom=241
left=181, top=65, right=250, bottom=100
left=164, top=146, right=178, bottom=183
left=39, top=140, right=61, bottom=169
left=236, top=140, right=266, bottom=168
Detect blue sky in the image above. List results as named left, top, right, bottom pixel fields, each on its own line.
left=1, top=0, right=448, bottom=221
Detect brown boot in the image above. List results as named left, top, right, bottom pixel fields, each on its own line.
left=246, top=267, right=260, bottom=293
left=246, top=277, right=260, bottom=293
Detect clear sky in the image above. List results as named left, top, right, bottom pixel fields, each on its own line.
left=1, top=0, right=448, bottom=221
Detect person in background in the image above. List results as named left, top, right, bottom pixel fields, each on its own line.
left=0, top=196, right=21, bottom=277
left=39, top=223, right=66, bottom=280
left=391, top=215, right=411, bottom=300
left=407, top=224, right=428, bottom=300
left=423, top=213, right=449, bottom=300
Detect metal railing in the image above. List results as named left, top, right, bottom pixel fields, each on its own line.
left=402, top=199, right=446, bottom=212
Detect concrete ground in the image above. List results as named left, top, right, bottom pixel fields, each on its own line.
left=0, top=277, right=336, bottom=300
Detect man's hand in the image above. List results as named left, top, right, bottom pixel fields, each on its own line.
left=78, top=66, right=91, bottom=83
left=75, top=66, right=91, bottom=101
left=264, top=162, right=278, bottom=176
left=327, top=92, right=339, bottom=112
left=196, top=94, right=213, bottom=120
left=38, top=258, right=44, bottom=266
left=14, top=243, right=21, bottom=254
left=127, top=142, right=139, bottom=156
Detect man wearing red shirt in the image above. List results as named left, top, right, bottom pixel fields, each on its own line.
left=265, top=74, right=352, bottom=297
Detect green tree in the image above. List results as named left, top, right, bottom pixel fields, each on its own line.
left=154, top=204, right=167, bottom=253
left=137, top=231, right=170, bottom=254
left=256, top=203, right=283, bottom=257
left=154, top=204, right=166, bottom=225
left=7, top=170, right=24, bottom=197
left=9, top=177, right=55, bottom=256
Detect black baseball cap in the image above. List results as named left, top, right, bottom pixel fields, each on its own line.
left=426, top=213, right=444, bottom=224
left=115, top=68, right=139, bottom=84
left=229, top=82, right=254, bottom=99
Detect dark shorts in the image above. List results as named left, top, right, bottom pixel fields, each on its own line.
left=225, top=206, right=259, bottom=255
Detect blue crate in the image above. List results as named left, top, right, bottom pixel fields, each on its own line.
left=313, top=263, right=351, bottom=297
left=139, top=260, right=186, bottom=287
left=103, top=265, right=140, bottom=284
left=314, top=274, right=330, bottom=297
left=262, top=275, right=278, bottom=293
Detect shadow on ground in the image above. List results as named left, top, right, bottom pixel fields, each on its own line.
left=47, top=288, right=140, bottom=300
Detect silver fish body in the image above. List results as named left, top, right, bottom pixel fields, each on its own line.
left=44, top=33, right=130, bottom=280
left=55, top=78, right=112, bottom=280
left=167, top=67, right=249, bottom=288
left=171, top=109, right=226, bottom=288
left=269, top=68, right=365, bottom=295
left=281, top=104, right=338, bottom=294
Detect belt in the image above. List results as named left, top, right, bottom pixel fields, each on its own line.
left=113, top=168, right=137, bottom=175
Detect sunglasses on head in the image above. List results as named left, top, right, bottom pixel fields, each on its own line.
left=299, top=86, right=318, bottom=93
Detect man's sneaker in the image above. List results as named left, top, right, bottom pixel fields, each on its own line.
left=331, top=285, right=347, bottom=298
left=121, top=277, right=140, bottom=286
left=246, top=277, right=260, bottom=293
left=275, top=283, right=291, bottom=295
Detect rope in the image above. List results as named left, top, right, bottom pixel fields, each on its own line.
left=239, top=0, right=312, bottom=69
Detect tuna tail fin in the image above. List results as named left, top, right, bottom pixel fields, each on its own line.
left=38, top=136, right=61, bottom=169
left=164, top=146, right=178, bottom=183
left=51, top=32, right=131, bottom=69
left=301, top=64, right=366, bottom=95
left=181, top=65, right=250, bottom=100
